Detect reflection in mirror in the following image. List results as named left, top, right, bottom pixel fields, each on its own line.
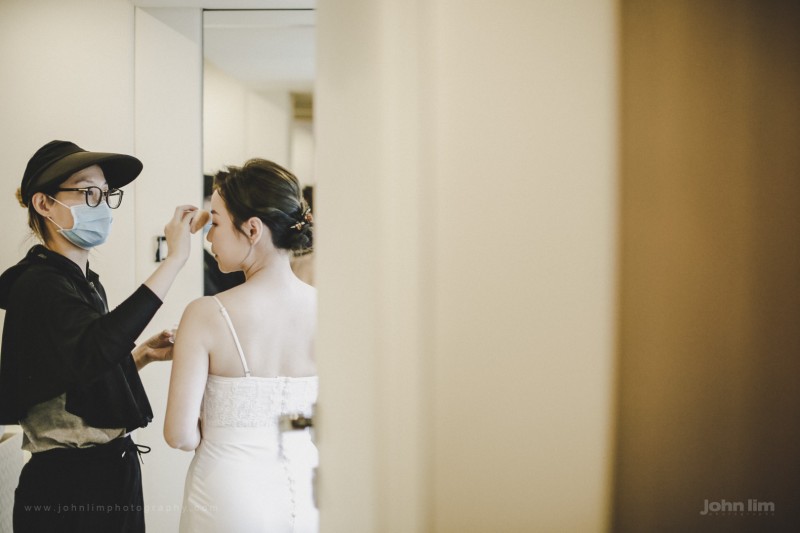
left=202, top=9, right=315, bottom=295
left=174, top=8, right=319, bottom=533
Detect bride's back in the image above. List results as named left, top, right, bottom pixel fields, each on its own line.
left=205, top=277, right=317, bottom=378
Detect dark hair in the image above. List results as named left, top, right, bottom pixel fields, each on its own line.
left=213, top=159, right=312, bottom=251
left=302, top=185, right=314, bottom=213
left=16, top=186, right=56, bottom=243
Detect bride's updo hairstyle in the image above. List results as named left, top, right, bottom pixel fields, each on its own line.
left=213, top=158, right=312, bottom=251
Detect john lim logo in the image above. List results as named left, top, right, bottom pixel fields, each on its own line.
left=700, top=498, right=775, bottom=516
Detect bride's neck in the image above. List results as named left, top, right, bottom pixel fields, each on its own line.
left=243, top=249, right=293, bottom=284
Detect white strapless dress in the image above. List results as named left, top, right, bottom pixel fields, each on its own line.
left=180, top=375, right=318, bottom=532
left=180, top=296, right=318, bottom=532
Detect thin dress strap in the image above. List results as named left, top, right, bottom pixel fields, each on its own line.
left=211, top=295, right=251, bottom=377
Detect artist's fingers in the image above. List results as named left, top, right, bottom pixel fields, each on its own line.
left=173, top=204, right=198, bottom=224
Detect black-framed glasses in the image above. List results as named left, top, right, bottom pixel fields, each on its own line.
left=57, top=186, right=124, bottom=209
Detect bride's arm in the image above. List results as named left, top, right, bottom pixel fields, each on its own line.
left=164, top=298, right=212, bottom=451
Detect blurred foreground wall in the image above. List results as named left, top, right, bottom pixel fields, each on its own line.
left=615, top=1, right=800, bottom=531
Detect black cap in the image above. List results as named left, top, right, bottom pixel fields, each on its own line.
left=20, top=140, right=143, bottom=206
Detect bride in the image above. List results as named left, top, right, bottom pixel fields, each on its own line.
left=164, top=159, right=317, bottom=532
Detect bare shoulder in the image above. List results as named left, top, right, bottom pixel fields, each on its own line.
left=293, top=277, right=317, bottom=301
left=177, top=296, right=225, bottom=341
left=290, top=279, right=317, bottom=319
left=171, top=296, right=226, bottom=356
left=182, top=295, right=222, bottom=318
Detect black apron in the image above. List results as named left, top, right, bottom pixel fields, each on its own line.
left=13, top=435, right=150, bottom=533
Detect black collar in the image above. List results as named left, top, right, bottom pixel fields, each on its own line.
left=27, top=244, right=100, bottom=284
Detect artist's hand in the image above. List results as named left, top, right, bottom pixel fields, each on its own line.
left=133, top=328, right=176, bottom=370
left=163, top=205, right=197, bottom=267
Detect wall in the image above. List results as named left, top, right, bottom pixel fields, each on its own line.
left=290, top=119, right=315, bottom=186
left=614, top=1, right=800, bottom=531
left=0, top=0, right=138, bottom=304
left=203, top=60, right=292, bottom=173
left=316, top=0, right=617, bottom=531
left=134, top=8, right=204, bottom=532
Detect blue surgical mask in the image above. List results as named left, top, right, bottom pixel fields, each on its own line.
left=48, top=197, right=113, bottom=249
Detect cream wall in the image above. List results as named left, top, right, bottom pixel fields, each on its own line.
left=244, top=91, right=292, bottom=169
left=615, top=1, right=800, bottom=531
left=430, top=1, right=617, bottom=529
left=316, top=0, right=617, bottom=531
left=134, top=8, right=204, bottom=532
left=0, top=0, right=138, bottom=304
left=203, top=58, right=314, bottom=186
left=203, top=60, right=292, bottom=173
left=290, top=119, right=316, bottom=186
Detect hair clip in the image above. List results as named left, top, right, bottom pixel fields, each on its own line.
left=290, top=208, right=313, bottom=231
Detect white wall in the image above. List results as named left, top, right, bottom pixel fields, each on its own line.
left=245, top=91, right=292, bottom=168
left=0, top=0, right=138, bottom=304
left=316, top=0, right=617, bottom=531
left=134, top=8, right=204, bottom=532
left=291, top=119, right=316, bottom=186
left=429, top=1, right=617, bottom=529
left=203, top=60, right=291, bottom=173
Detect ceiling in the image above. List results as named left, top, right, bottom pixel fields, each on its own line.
left=132, top=1, right=315, bottom=94
left=203, top=9, right=315, bottom=93
left=133, top=0, right=314, bottom=9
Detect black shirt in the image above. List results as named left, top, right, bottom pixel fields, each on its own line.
left=0, top=245, right=162, bottom=431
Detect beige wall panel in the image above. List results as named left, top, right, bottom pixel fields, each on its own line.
left=615, top=1, right=800, bottom=531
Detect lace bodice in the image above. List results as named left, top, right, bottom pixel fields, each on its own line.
left=201, top=375, right=318, bottom=429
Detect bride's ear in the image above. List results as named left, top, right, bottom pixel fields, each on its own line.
left=243, top=217, right=266, bottom=245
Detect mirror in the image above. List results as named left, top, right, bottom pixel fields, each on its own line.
left=202, top=9, right=315, bottom=293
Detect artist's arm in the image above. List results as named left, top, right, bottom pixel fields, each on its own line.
left=164, top=297, right=213, bottom=451
left=135, top=205, right=207, bottom=371
left=142, top=205, right=196, bottom=299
